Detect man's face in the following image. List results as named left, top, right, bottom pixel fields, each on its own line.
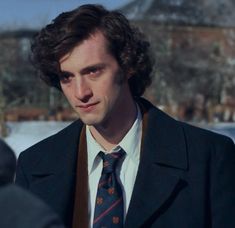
left=59, top=31, right=132, bottom=128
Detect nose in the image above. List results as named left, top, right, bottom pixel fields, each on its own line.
left=75, top=77, right=92, bottom=102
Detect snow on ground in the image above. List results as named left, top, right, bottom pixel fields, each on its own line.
left=3, top=121, right=235, bottom=158
left=4, top=121, right=71, bottom=157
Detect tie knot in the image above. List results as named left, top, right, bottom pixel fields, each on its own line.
left=99, top=150, right=125, bottom=174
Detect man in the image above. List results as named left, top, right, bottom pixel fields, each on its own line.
left=0, top=139, right=64, bottom=228
left=15, top=4, right=235, bottom=228
left=0, top=138, right=16, bottom=185
left=0, top=185, right=65, bottom=228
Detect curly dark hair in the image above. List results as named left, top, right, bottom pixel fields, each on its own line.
left=31, top=4, right=153, bottom=97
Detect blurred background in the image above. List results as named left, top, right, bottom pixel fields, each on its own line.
left=0, top=0, right=235, bottom=156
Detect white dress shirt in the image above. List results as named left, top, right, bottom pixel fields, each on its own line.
left=86, top=105, right=142, bottom=227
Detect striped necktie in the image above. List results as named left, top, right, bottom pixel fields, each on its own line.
left=93, top=150, right=125, bottom=227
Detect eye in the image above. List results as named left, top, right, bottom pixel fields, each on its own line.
left=80, top=64, right=106, bottom=79
left=88, top=67, right=101, bottom=76
left=59, top=72, right=73, bottom=84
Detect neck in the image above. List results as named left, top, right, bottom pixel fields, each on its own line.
left=89, top=96, right=137, bottom=151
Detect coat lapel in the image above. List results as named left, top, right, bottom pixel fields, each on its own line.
left=125, top=99, right=188, bottom=227
left=30, top=120, right=83, bottom=177
left=29, top=120, right=84, bottom=226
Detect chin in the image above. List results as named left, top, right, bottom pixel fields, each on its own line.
left=79, top=111, right=107, bottom=126
left=80, top=117, right=102, bottom=126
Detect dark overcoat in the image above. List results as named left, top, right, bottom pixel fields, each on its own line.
left=15, top=99, right=235, bottom=228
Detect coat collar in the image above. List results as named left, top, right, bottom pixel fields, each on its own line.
left=139, top=98, right=188, bottom=170
left=31, top=98, right=187, bottom=174
left=125, top=98, right=188, bottom=227
left=30, top=120, right=84, bottom=176
left=29, top=120, right=84, bottom=228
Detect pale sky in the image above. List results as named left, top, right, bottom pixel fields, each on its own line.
left=0, top=0, right=132, bottom=30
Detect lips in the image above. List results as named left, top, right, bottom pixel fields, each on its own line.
left=76, top=102, right=99, bottom=111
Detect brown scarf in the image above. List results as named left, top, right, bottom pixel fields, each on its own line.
left=72, top=125, right=89, bottom=228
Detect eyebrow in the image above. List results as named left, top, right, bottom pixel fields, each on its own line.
left=60, top=63, right=107, bottom=77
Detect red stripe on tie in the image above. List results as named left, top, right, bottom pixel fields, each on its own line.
left=110, top=154, right=119, bottom=158
left=93, top=198, right=122, bottom=224
left=98, top=180, right=107, bottom=188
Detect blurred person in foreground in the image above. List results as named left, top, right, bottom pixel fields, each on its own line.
left=0, top=139, right=64, bottom=228
left=15, top=4, right=235, bottom=228
left=0, top=138, right=16, bottom=185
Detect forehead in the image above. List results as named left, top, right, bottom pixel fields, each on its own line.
left=59, top=31, right=111, bottom=66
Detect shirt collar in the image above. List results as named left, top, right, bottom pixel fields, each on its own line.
left=86, top=104, right=142, bottom=174
left=118, top=104, right=142, bottom=162
left=86, top=125, right=103, bottom=174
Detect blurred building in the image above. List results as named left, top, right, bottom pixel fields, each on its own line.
left=0, top=30, right=75, bottom=122
left=121, top=0, right=235, bottom=122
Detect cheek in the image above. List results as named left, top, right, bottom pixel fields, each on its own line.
left=101, top=81, right=123, bottom=106
left=61, top=85, right=74, bottom=101
left=61, top=85, right=68, bottom=96
left=100, top=80, right=119, bottom=97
